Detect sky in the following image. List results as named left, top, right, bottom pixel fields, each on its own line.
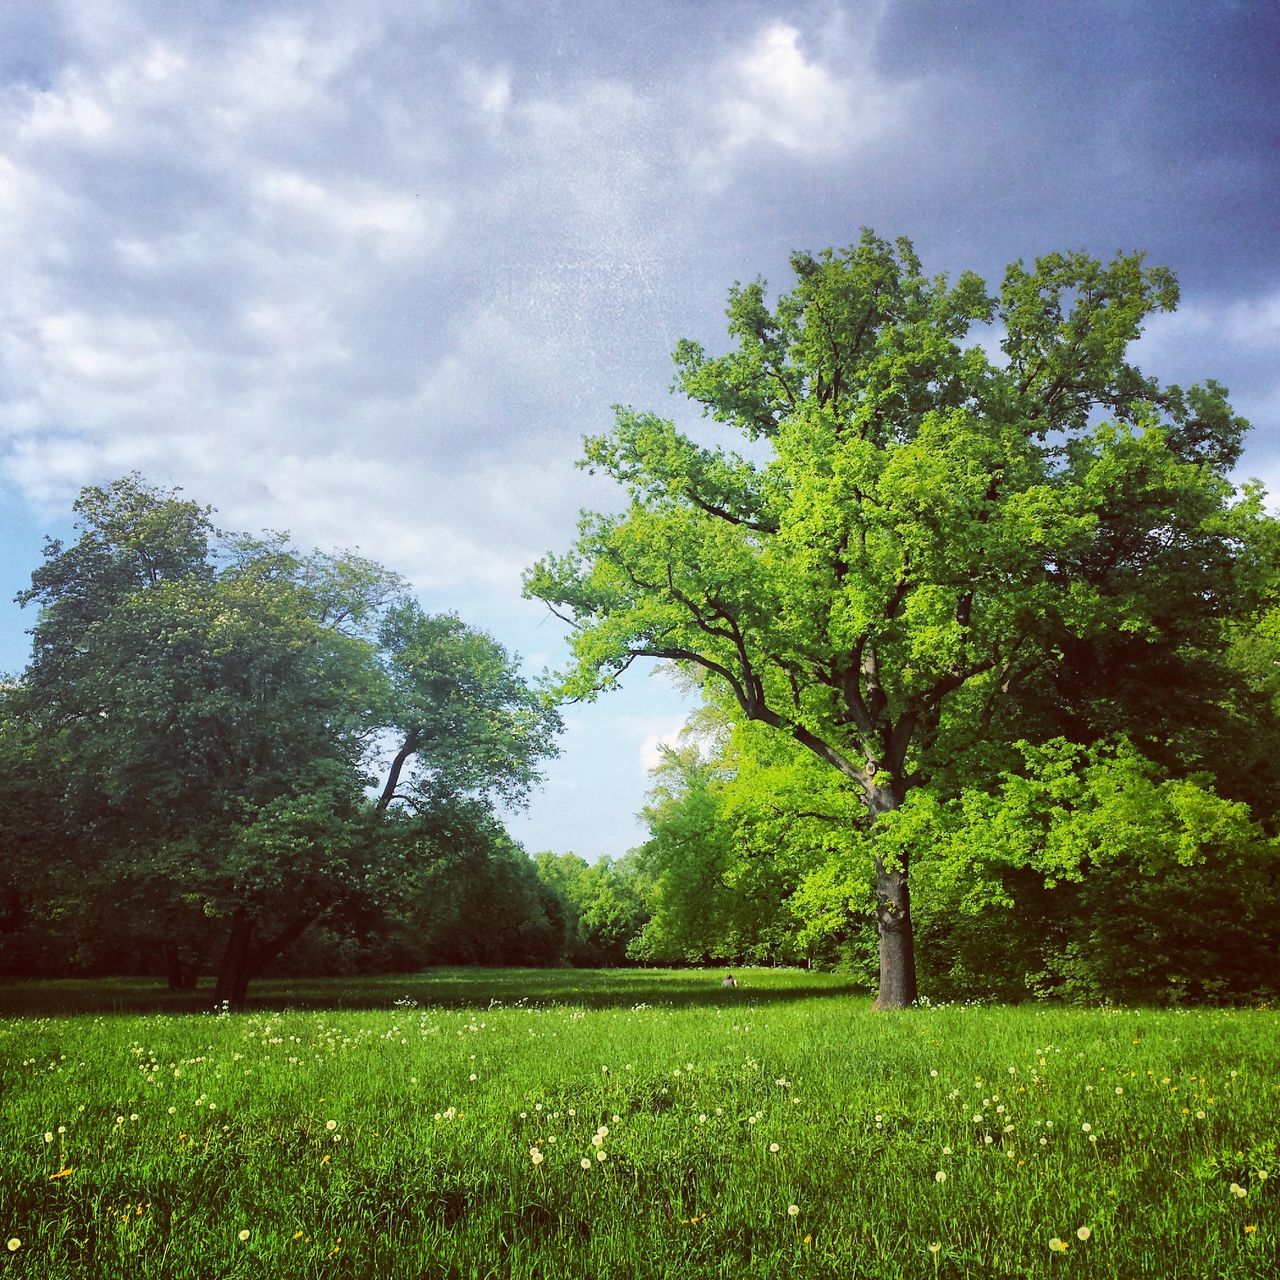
left=1, top=0, right=1278, bottom=860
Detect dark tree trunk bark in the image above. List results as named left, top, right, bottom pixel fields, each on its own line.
left=246, top=909, right=325, bottom=980
left=872, top=857, right=917, bottom=1008
left=212, top=908, right=255, bottom=1009
left=212, top=906, right=326, bottom=1010
left=868, top=784, right=918, bottom=1009
left=376, top=732, right=419, bottom=812
left=165, top=941, right=201, bottom=990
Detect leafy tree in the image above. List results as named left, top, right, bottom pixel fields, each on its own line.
left=533, top=851, right=649, bottom=966
left=375, top=601, right=560, bottom=815
left=904, top=739, right=1280, bottom=1001
left=527, top=232, right=1264, bottom=1006
left=9, top=476, right=559, bottom=1003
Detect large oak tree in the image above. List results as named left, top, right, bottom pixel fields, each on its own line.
left=526, top=231, right=1262, bottom=1007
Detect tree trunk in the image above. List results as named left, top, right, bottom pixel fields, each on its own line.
left=245, top=909, right=325, bottom=982
left=212, top=908, right=255, bottom=1009
left=868, top=784, right=918, bottom=1009
left=165, top=941, right=201, bottom=990
left=873, top=856, right=917, bottom=1008
left=212, top=906, right=326, bottom=1009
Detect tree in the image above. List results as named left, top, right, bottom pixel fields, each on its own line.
left=533, top=851, right=649, bottom=966
left=10, top=476, right=560, bottom=1004
left=375, top=601, right=560, bottom=816
left=526, top=232, right=1263, bottom=1006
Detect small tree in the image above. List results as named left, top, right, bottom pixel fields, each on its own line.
left=527, top=231, right=1261, bottom=1007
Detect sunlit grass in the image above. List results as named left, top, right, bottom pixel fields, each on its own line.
left=1, top=970, right=1276, bottom=1278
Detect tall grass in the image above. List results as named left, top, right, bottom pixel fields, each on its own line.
left=1, top=970, right=1275, bottom=1278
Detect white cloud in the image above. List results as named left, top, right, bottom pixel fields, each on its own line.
left=692, top=18, right=906, bottom=183
left=638, top=720, right=688, bottom=772
left=1143, top=290, right=1280, bottom=351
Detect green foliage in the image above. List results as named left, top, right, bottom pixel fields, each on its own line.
left=3, top=475, right=560, bottom=995
left=905, top=739, right=1280, bottom=1002
left=376, top=601, right=560, bottom=811
left=527, top=231, right=1272, bottom=1004
left=531, top=852, right=648, bottom=967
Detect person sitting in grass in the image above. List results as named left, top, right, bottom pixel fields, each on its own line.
left=721, top=973, right=737, bottom=988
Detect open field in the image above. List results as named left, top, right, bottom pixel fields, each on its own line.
left=1, top=970, right=1276, bottom=1278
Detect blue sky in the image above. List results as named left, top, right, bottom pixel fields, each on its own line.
left=2, top=0, right=1279, bottom=859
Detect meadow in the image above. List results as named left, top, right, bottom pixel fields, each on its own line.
left=0, top=969, right=1275, bottom=1279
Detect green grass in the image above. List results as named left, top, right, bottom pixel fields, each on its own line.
left=0, top=970, right=1276, bottom=1278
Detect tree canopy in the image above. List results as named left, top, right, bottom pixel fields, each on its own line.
left=4, top=476, right=561, bottom=1003
left=527, top=231, right=1272, bottom=1007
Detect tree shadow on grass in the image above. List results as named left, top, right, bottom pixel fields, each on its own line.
left=0, top=968, right=873, bottom=1017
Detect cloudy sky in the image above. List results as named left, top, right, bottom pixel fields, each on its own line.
left=2, top=0, right=1278, bottom=859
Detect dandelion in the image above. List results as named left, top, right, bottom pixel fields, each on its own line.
left=1196, top=1110, right=1206, bottom=1120
left=942, top=1146, right=952, bottom=1155
left=1049, top=1237, right=1069, bottom=1252
left=238, top=1229, right=251, bottom=1242
left=1230, top=1183, right=1247, bottom=1199
left=1077, top=1226, right=1091, bottom=1241
left=935, top=1171, right=947, bottom=1183
left=596, top=1149, right=607, bottom=1162
left=788, top=1204, right=800, bottom=1218
left=930, top=1069, right=939, bottom=1078
left=130, top=1113, right=139, bottom=1122
left=6, top=1239, right=19, bottom=1252
left=530, top=1148, right=544, bottom=1166
left=325, top=1120, right=337, bottom=1131
left=581, top=1158, right=591, bottom=1170
left=591, top=1134, right=604, bottom=1148
left=928, top=1241, right=941, bottom=1254
left=1081, top=1123, right=1091, bottom=1133
left=469, top=1073, right=477, bottom=1081
left=1245, top=1224, right=1257, bottom=1234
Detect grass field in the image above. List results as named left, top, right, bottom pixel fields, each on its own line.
left=1, top=969, right=1276, bottom=1278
